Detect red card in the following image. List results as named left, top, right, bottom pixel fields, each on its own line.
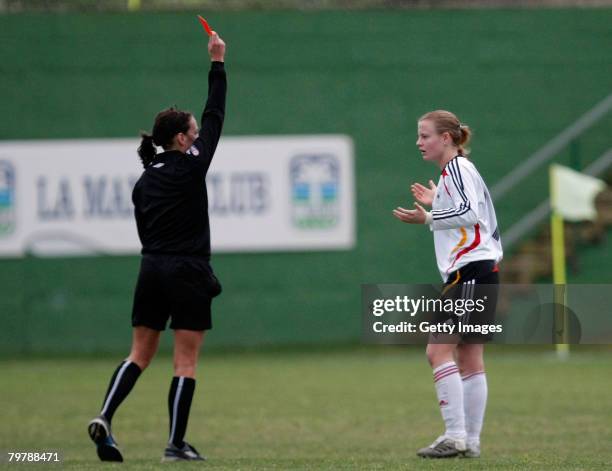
left=197, top=15, right=214, bottom=36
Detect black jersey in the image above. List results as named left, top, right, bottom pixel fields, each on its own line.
left=132, top=62, right=226, bottom=258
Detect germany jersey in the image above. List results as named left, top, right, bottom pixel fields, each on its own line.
left=428, top=156, right=503, bottom=282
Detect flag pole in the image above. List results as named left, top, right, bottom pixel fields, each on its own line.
left=549, top=166, right=569, bottom=359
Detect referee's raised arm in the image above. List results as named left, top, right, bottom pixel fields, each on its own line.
left=197, top=32, right=227, bottom=165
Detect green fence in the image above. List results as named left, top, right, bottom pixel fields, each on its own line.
left=1, top=9, right=611, bottom=353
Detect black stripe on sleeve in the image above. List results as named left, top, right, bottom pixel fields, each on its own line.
left=447, top=160, right=470, bottom=207
left=432, top=205, right=471, bottom=220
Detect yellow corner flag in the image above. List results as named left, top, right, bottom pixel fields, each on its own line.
left=550, top=164, right=606, bottom=222
left=549, top=164, right=605, bottom=359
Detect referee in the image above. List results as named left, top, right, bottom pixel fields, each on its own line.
left=87, top=32, right=226, bottom=462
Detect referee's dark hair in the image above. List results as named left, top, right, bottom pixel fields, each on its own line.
left=138, top=108, right=194, bottom=168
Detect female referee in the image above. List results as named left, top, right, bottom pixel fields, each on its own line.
left=87, top=32, right=226, bottom=462
left=393, top=110, right=502, bottom=459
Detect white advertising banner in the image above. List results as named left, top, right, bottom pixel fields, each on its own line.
left=0, top=136, right=355, bottom=257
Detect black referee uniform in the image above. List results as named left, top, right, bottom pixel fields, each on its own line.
left=131, top=61, right=226, bottom=331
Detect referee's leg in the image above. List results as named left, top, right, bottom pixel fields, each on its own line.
left=88, top=327, right=160, bottom=461
left=173, top=330, right=205, bottom=378
left=166, top=330, right=205, bottom=450
left=127, top=326, right=161, bottom=370
left=100, top=327, right=160, bottom=423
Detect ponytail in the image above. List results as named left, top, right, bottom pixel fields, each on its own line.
left=137, top=108, right=193, bottom=168
left=457, top=124, right=472, bottom=157
left=138, top=132, right=156, bottom=168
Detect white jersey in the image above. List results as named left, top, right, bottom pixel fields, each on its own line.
left=428, top=156, right=503, bottom=282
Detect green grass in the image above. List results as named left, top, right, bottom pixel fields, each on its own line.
left=2, top=347, right=612, bottom=469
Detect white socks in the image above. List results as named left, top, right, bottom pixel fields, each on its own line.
left=462, top=371, right=487, bottom=445
left=433, top=361, right=466, bottom=440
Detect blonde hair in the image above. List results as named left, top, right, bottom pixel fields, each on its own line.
left=419, top=110, right=472, bottom=156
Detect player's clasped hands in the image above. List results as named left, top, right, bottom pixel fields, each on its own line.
left=393, top=180, right=436, bottom=225
left=208, top=32, right=226, bottom=62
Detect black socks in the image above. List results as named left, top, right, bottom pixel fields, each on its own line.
left=167, top=376, right=196, bottom=448
left=100, top=360, right=142, bottom=423
left=99, top=362, right=197, bottom=449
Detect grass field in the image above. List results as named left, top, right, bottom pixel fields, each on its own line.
left=2, top=346, right=612, bottom=470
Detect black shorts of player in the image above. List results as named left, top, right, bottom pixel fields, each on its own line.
left=132, top=254, right=222, bottom=331
left=436, top=259, right=499, bottom=343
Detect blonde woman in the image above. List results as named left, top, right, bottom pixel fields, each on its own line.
left=393, top=110, right=502, bottom=458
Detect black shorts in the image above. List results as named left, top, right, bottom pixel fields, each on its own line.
left=436, top=259, right=499, bottom=342
left=131, top=254, right=222, bottom=331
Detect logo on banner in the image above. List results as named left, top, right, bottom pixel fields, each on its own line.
left=0, top=160, right=15, bottom=237
left=290, top=154, right=339, bottom=228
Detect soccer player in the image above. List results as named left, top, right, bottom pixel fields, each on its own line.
left=393, top=110, right=503, bottom=458
left=87, top=32, right=227, bottom=462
